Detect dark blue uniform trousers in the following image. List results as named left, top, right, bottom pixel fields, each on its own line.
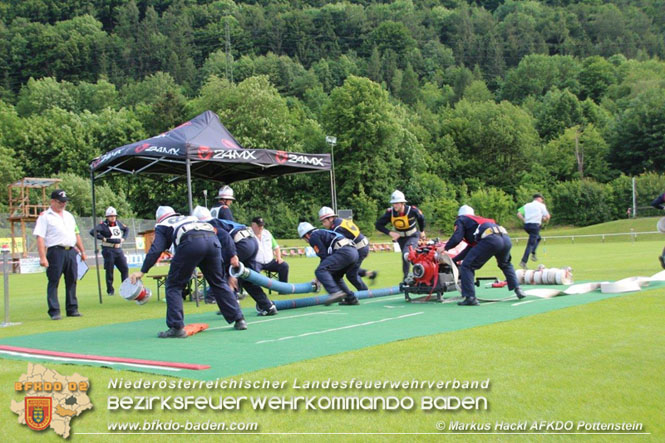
left=521, top=223, right=542, bottom=263
left=346, top=245, right=369, bottom=291
left=316, top=246, right=359, bottom=296
left=460, top=234, right=519, bottom=300
left=398, top=235, right=419, bottom=279
left=235, top=237, right=273, bottom=311
left=45, top=247, right=79, bottom=317
left=166, top=233, right=242, bottom=329
left=102, top=247, right=129, bottom=294
left=256, top=259, right=289, bottom=282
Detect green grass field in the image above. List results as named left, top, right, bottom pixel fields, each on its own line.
left=1, top=219, right=664, bottom=441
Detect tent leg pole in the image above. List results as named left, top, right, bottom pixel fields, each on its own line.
left=90, top=171, right=103, bottom=304
left=186, top=158, right=193, bottom=214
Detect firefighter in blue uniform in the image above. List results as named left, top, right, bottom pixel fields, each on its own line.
left=208, top=215, right=277, bottom=316
left=375, top=190, right=426, bottom=279
left=298, top=222, right=360, bottom=306
left=130, top=206, right=247, bottom=338
left=211, top=185, right=235, bottom=221
left=89, top=206, right=129, bottom=296
left=318, top=206, right=377, bottom=291
left=444, top=205, right=525, bottom=306
left=192, top=206, right=240, bottom=306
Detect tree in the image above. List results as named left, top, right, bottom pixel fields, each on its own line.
left=500, top=54, right=581, bottom=103
left=440, top=99, right=540, bottom=194
left=578, top=55, right=616, bottom=102
left=323, top=76, right=420, bottom=220
left=541, top=125, right=613, bottom=183
left=610, top=88, right=665, bottom=174
left=535, top=88, right=584, bottom=141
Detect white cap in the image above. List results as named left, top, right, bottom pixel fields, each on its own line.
left=156, top=206, right=176, bottom=223
left=390, top=190, right=406, bottom=204
left=298, top=222, right=316, bottom=238
left=458, top=205, right=475, bottom=216
left=192, top=205, right=212, bottom=221
left=318, top=206, right=336, bottom=221
left=216, top=185, right=235, bottom=200
left=105, top=206, right=117, bottom=217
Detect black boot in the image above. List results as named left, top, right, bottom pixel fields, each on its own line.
left=158, top=327, right=187, bottom=338
left=458, top=297, right=479, bottom=306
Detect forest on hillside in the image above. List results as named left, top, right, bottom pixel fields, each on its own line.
left=1, top=0, right=664, bottom=236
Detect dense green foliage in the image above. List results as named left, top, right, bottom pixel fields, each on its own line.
left=1, top=0, right=665, bottom=236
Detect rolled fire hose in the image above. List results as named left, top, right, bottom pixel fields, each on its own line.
left=273, top=286, right=402, bottom=311
left=516, top=266, right=573, bottom=285
left=229, top=262, right=319, bottom=294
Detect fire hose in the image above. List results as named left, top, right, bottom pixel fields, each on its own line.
left=229, top=263, right=401, bottom=310
left=272, top=286, right=402, bottom=311
left=229, top=262, right=319, bottom=294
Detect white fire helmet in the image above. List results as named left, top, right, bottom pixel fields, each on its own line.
left=297, top=222, right=316, bottom=238
left=105, top=206, right=117, bottom=217
left=192, top=205, right=212, bottom=221
left=156, top=206, right=176, bottom=223
left=318, top=206, right=336, bottom=221
left=390, top=190, right=407, bottom=204
left=458, top=205, right=475, bottom=216
left=216, top=185, right=235, bottom=200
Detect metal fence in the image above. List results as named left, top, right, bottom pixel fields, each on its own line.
left=0, top=214, right=155, bottom=256
left=512, top=231, right=663, bottom=244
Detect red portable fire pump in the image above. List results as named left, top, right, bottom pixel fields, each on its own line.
left=400, top=239, right=461, bottom=302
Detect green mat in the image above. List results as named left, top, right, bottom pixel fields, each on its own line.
left=0, top=283, right=660, bottom=380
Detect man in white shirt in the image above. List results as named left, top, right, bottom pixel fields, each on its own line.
left=250, top=217, right=289, bottom=282
left=33, top=189, right=87, bottom=320
left=517, top=193, right=550, bottom=269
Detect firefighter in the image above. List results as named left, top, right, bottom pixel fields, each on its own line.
left=375, top=190, right=426, bottom=279
left=318, top=206, right=377, bottom=290
left=89, top=206, right=129, bottom=296
left=211, top=185, right=235, bottom=221
left=130, top=206, right=247, bottom=338
left=298, top=222, right=359, bottom=306
left=444, top=205, right=525, bottom=306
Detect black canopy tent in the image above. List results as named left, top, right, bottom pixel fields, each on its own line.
left=89, top=110, right=333, bottom=303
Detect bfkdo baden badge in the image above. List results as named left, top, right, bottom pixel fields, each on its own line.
left=25, top=397, right=52, bottom=431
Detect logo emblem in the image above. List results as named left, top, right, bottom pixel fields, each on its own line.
left=135, top=143, right=150, bottom=153
left=25, top=397, right=52, bottom=431
left=275, top=151, right=288, bottom=164
left=198, top=145, right=212, bottom=160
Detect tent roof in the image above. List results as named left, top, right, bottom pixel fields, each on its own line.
left=90, top=111, right=331, bottom=183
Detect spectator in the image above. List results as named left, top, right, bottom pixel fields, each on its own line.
left=33, top=189, right=86, bottom=320
left=251, top=217, right=289, bottom=283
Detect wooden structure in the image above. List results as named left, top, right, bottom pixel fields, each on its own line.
left=7, top=178, right=61, bottom=264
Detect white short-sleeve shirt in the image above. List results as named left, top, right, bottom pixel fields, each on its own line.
left=523, top=200, right=550, bottom=224
left=255, top=229, right=277, bottom=265
left=33, top=208, right=78, bottom=248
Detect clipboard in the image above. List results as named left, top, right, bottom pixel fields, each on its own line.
left=76, top=253, right=89, bottom=280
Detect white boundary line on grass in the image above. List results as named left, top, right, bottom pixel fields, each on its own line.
left=207, top=310, right=343, bottom=331
left=255, top=312, right=425, bottom=344
left=512, top=299, right=541, bottom=306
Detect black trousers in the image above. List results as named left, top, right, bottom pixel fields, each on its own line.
left=235, top=237, right=273, bottom=311
left=255, top=259, right=289, bottom=282
left=46, top=247, right=78, bottom=317
left=166, top=233, right=243, bottom=329
left=102, top=247, right=129, bottom=294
